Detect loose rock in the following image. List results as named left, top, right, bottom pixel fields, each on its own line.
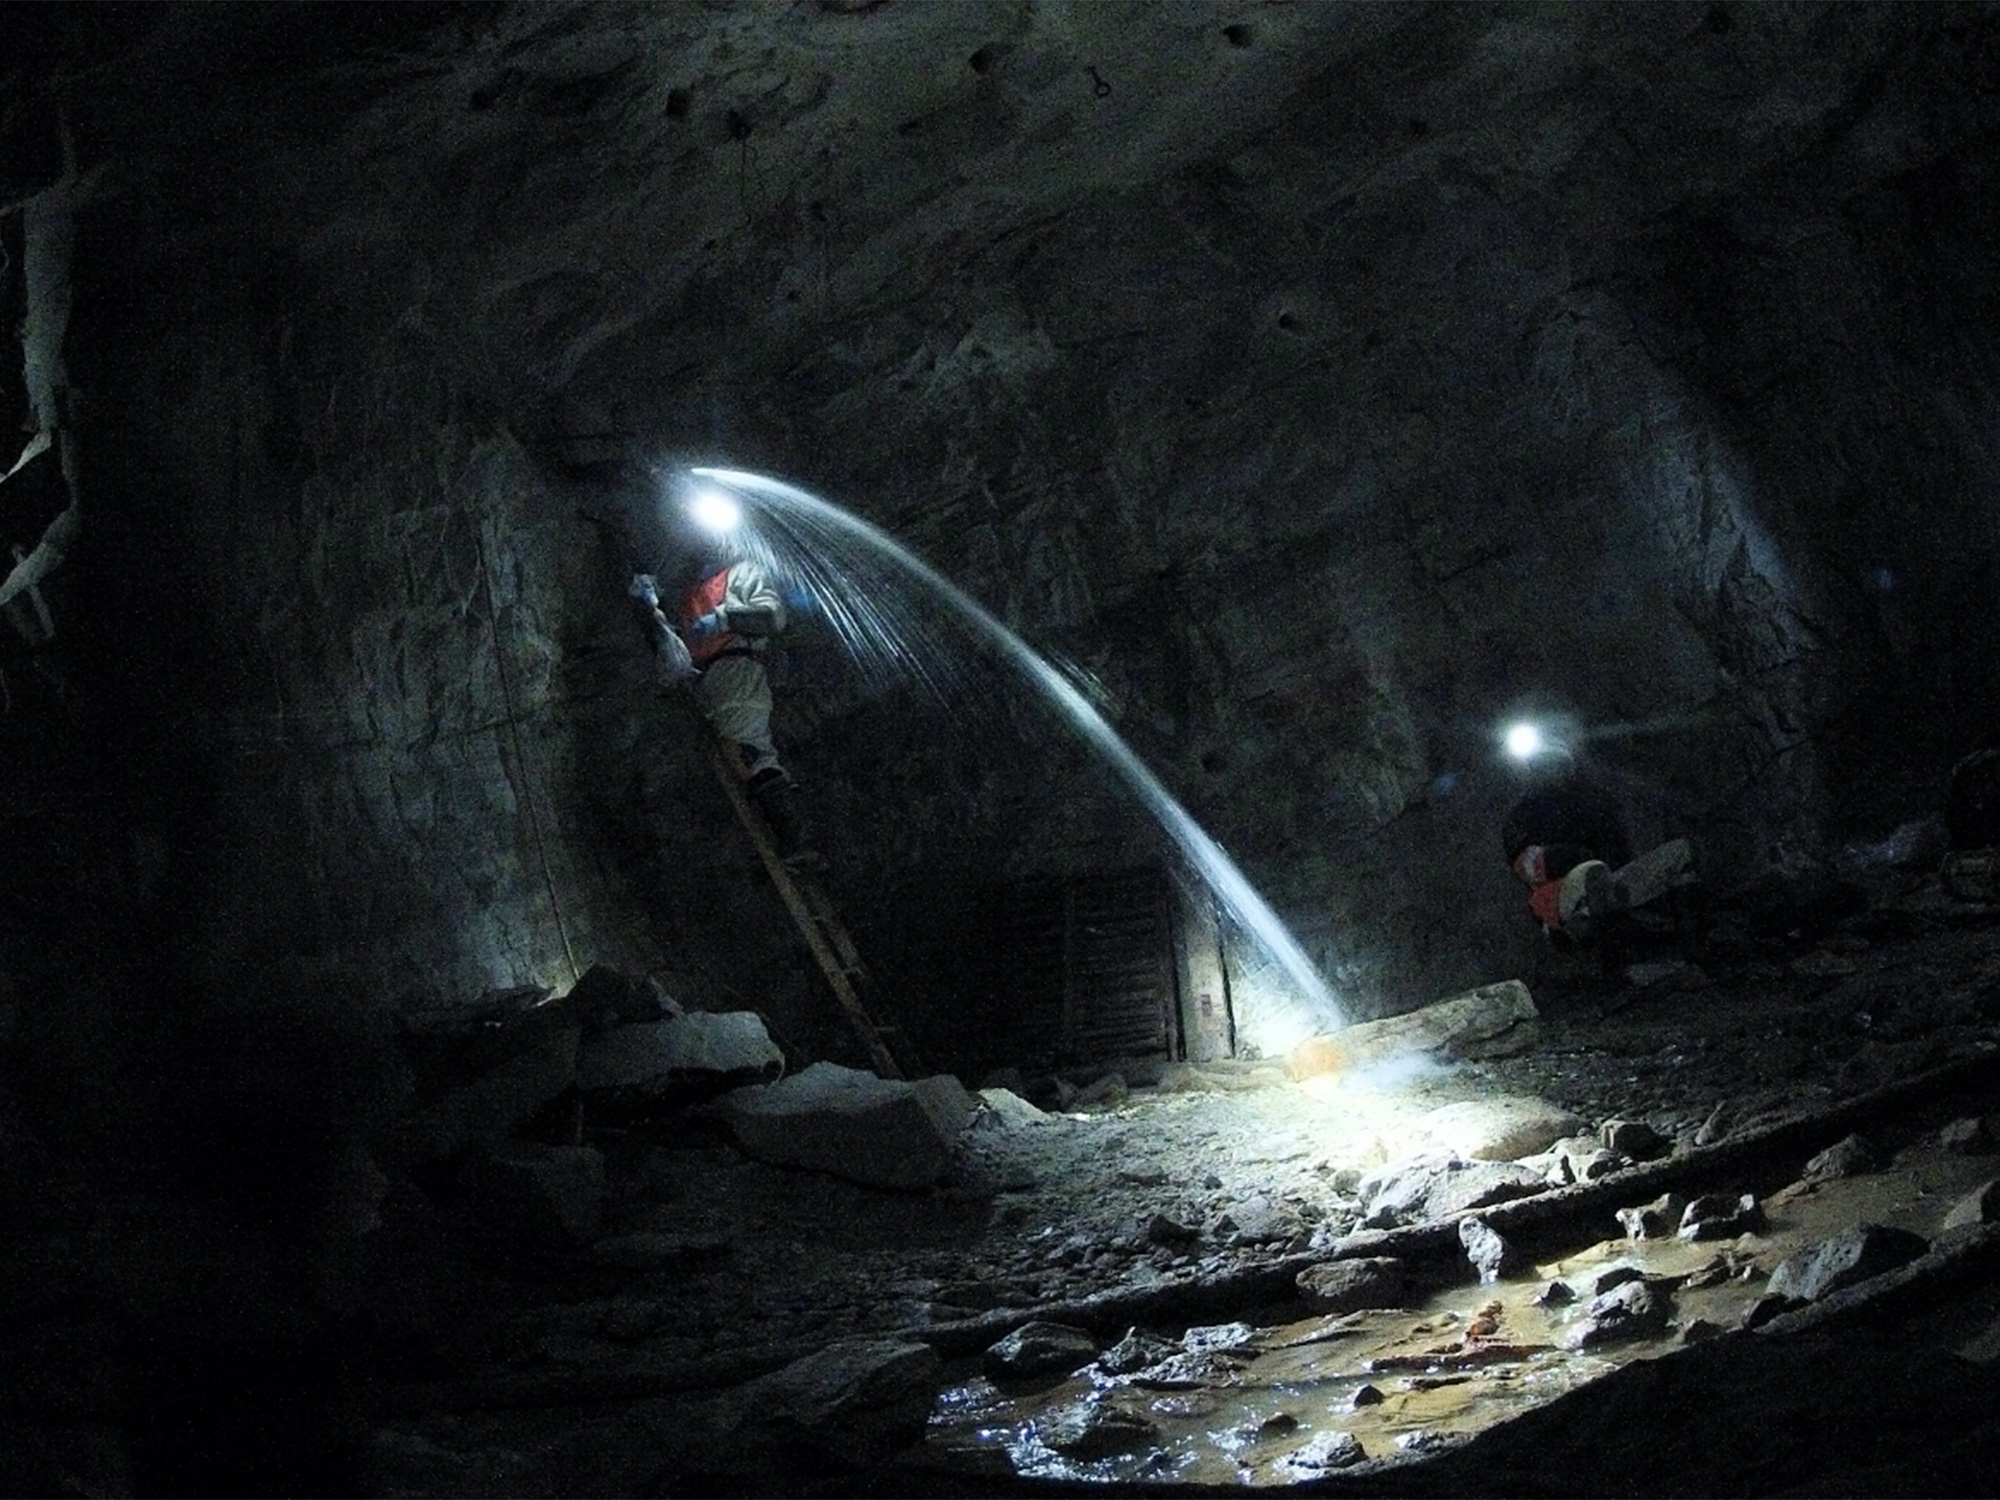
left=1567, top=1278, right=1671, bottom=1348
left=1217, top=1194, right=1306, bottom=1245
left=1693, top=1102, right=1733, bottom=1147
left=976, top=1087, right=1051, bottom=1129
left=984, top=1321, right=1099, bottom=1379
left=1097, top=1328, right=1180, bottom=1376
left=1942, top=1178, right=2000, bottom=1233
left=1143, top=1212, right=1200, bottom=1247
left=1766, top=1223, right=1931, bottom=1303
left=1678, top=1192, right=1765, bottom=1241
left=1296, top=1257, right=1406, bottom=1313
left=1937, top=1117, right=1995, bottom=1156
left=1357, top=1154, right=1546, bottom=1229
left=1600, top=1119, right=1669, bottom=1160
left=1616, top=1191, right=1686, bottom=1240
left=1181, top=1321, right=1257, bottom=1355
left=1799, top=1132, right=1877, bottom=1185
left=1040, top=1398, right=1162, bottom=1459
left=1279, top=1430, right=1366, bottom=1474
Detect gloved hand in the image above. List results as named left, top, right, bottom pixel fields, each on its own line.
left=653, top=625, right=696, bottom=685
left=628, top=573, right=660, bottom=609
left=684, top=610, right=726, bottom=645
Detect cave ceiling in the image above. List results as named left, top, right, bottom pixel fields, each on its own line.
left=55, top=2, right=1975, bottom=412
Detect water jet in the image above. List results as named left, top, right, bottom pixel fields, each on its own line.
left=685, top=466, right=1346, bottom=1043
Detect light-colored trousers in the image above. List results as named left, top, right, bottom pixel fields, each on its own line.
left=1558, top=838, right=1697, bottom=933
left=694, top=654, right=780, bottom=778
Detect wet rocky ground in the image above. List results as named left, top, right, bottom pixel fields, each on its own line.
left=7, top=868, right=2000, bottom=1496
left=360, top=871, right=2000, bottom=1495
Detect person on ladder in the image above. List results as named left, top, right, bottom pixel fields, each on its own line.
left=630, top=545, right=824, bottom=871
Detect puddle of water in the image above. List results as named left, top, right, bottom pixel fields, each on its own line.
left=928, top=1292, right=1615, bottom=1486
left=922, top=1139, right=2000, bottom=1485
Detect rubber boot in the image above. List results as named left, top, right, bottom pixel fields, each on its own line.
left=750, top=774, right=824, bottom=871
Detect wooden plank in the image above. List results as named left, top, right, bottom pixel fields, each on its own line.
left=705, top=741, right=906, bottom=1080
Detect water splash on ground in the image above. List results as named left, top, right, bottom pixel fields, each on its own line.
left=687, top=466, right=1344, bottom=1031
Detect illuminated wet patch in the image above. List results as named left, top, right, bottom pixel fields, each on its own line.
left=923, top=1138, right=1999, bottom=1486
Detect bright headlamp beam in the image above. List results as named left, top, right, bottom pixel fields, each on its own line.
left=689, top=488, right=742, bottom=532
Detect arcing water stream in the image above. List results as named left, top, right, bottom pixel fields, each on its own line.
left=684, top=467, right=1345, bottom=1034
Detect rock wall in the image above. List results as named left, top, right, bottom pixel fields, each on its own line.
left=580, top=71, right=2000, bottom=1018
left=68, top=246, right=831, bottom=1028
left=28, top=2, right=2000, bottom=1045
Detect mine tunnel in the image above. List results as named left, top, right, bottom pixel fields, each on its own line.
left=7, top=1, right=2000, bottom=1494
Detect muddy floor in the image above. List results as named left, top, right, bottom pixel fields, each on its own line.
left=368, top=872, right=2000, bottom=1497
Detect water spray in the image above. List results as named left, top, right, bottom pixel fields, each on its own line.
left=687, top=466, right=1346, bottom=1034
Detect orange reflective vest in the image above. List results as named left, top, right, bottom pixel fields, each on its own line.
left=1528, top=879, right=1565, bottom=930
left=1514, top=845, right=1565, bottom=930
left=679, top=568, right=742, bottom=666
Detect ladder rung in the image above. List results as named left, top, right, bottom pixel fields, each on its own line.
left=703, top=733, right=920, bottom=1080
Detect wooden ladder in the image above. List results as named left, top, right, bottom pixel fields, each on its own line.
left=705, top=741, right=923, bottom=1080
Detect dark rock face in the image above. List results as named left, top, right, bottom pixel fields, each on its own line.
left=17, top=2, right=2000, bottom=1037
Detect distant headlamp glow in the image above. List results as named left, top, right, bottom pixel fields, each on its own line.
left=689, top=489, right=742, bottom=532
left=1504, top=721, right=1544, bottom=760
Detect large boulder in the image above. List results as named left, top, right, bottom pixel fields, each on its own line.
left=560, top=963, right=677, bottom=1032
left=1356, top=1153, right=1547, bottom=1229
left=712, top=1063, right=976, bottom=1190
left=577, top=1010, right=784, bottom=1114
left=1287, top=982, right=1538, bottom=1081
left=1415, top=1096, right=1585, bottom=1161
